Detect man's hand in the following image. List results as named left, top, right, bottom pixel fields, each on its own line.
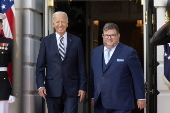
left=137, top=100, right=146, bottom=110
left=38, top=87, right=47, bottom=99
left=78, top=90, right=86, bottom=102
left=91, top=98, right=94, bottom=106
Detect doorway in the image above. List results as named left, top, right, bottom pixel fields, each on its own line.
left=54, top=1, right=144, bottom=113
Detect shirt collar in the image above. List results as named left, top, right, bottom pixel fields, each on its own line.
left=56, top=32, right=67, bottom=41
left=104, top=42, right=119, bottom=51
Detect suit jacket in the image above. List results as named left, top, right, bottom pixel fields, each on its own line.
left=150, top=21, right=170, bottom=45
left=90, top=43, right=145, bottom=110
left=36, top=32, right=87, bottom=97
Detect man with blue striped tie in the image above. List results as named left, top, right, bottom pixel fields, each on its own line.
left=36, top=11, right=87, bottom=113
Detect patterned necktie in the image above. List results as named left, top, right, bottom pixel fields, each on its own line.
left=58, top=36, right=65, bottom=60
left=105, top=49, right=111, bottom=64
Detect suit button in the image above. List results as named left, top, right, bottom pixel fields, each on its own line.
left=102, top=77, right=104, bottom=79
left=4, top=78, right=6, bottom=79
left=2, top=52, right=3, bottom=54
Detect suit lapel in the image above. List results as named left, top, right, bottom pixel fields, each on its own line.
left=51, top=33, right=60, bottom=57
left=64, top=33, right=72, bottom=60
left=98, top=45, right=104, bottom=72
left=103, top=43, right=123, bottom=72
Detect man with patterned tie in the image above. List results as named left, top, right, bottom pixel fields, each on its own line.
left=90, top=23, right=146, bottom=113
left=36, top=11, right=87, bottom=113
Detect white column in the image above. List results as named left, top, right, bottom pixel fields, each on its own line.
left=154, top=0, right=170, bottom=113
left=9, top=0, right=43, bottom=113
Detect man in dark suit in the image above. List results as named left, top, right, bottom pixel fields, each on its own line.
left=90, top=23, right=146, bottom=113
left=36, top=11, right=87, bottom=113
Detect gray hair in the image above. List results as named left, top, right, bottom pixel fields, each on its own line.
left=52, top=11, right=68, bottom=22
left=103, top=23, right=119, bottom=33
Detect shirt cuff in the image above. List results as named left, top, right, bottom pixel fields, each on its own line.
left=138, top=99, right=145, bottom=100
left=38, top=87, right=45, bottom=90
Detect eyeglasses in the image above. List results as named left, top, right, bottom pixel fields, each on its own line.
left=54, top=21, right=67, bottom=24
left=103, top=34, right=118, bottom=39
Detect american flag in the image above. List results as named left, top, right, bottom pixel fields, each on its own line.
left=163, top=44, right=170, bottom=89
left=164, top=44, right=170, bottom=80
left=0, top=0, right=15, bottom=39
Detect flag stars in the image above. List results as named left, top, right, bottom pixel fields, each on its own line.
left=165, top=52, right=167, bottom=56
left=168, top=56, right=170, bottom=60
left=1, top=4, right=6, bottom=9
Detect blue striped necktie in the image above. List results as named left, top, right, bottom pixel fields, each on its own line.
left=59, top=36, right=65, bottom=60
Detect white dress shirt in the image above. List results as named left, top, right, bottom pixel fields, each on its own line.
left=103, top=45, right=117, bottom=61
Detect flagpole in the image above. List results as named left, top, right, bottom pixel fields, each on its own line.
left=13, top=0, right=24, bottom=112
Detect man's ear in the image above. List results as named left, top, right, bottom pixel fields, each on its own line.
left=66, top=22, right=69, bottom=28
left=102, top=34, right=104, bottom=39
left=118, top=33, right=120, bottom=38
